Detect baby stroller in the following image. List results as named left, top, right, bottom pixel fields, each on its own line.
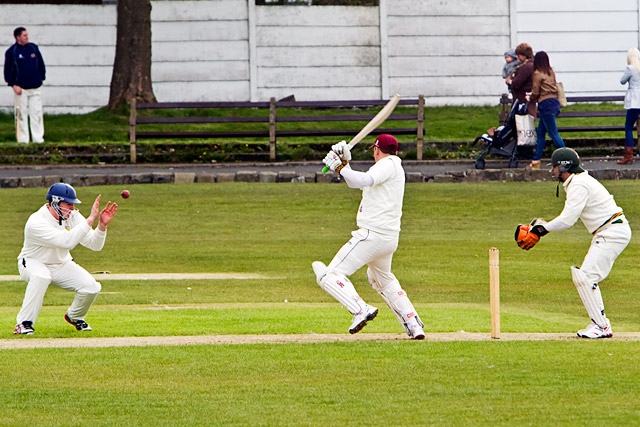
left=471, top=100, right=533, bottom=169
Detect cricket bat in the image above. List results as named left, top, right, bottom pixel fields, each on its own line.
left=322, top=93, right=401, bottom=173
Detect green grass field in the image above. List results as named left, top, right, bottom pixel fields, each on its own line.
left=1, top=182, right=640, bottom=425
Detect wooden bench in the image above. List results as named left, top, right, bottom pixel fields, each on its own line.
left=499, top=94, right=639, bottom=142
left=129, top=96, right=425, bottom=164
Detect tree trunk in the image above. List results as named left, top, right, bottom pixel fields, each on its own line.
left=108, top=0, right=156, bottom=110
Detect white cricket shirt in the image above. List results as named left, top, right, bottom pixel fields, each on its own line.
left=546, top=172, right=623, bottom=234
left=18, top=204, right=107, bottom=265
left=356, top=155, right=405, bottom=234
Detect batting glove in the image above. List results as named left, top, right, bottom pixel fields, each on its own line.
left=323, top=151, right=347, bottom=173
left=331, top=140, right=352, bottom=161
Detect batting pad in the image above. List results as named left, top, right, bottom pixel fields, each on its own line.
left=367, top=268, right=423, bottom=333
left=318, top=272, right=364, bottom=315
left=312, top=261, right=327, bottom=285
left=571, top=266, right=608, bottom=327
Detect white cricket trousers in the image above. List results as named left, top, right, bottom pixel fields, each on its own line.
left=580, top=222, right=631, bottom=283
left=320, top=228, right=422, bottom=332
left=327, top=228, right=399, bottom=279
left=572, top=221, right=631, bottom=327
left=15, top=88, right=44, bottom=143
left=16, top=258, right=102, bottom=325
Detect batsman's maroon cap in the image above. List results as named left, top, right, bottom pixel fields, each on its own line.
left=370, top=134, right=398, bottom=153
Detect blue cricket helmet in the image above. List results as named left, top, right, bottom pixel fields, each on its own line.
left=46, top=183, right=81, bottom=204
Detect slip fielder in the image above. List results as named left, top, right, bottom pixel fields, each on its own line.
left=13, top=183, right=118, bottom=335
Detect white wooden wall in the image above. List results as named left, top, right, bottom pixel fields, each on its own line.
left=387, top=0, right=511, bottom=106
left=0, top=0, right=637, bottom=114
left=152, top=1, right=251, bottom=102
left=0, top=4, right=116, bottom=113
left=254, top=5, right=382, bottom=101
left=515, top=0, right=640, bottom=96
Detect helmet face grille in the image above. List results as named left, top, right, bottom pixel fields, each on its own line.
left=48, top=194, right=67, bottom=221
left=551, top=148, right=580, bottom=173
left=557, top=160, right=574, bottom=173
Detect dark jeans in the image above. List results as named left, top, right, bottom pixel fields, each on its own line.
left=624, top=108, right=640, bottom=147
left=533, top=112, right=565, bottom=161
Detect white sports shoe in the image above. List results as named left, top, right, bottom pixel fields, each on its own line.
left=409, top=324, right=425, bottom=340
left=13, top=321, right=34, bottom=335
left=349, top=305, right=378, bottom=334
left=577, top=322, right=613, bottom=339
left=312, top=261, right=327, bottom=283
left=64, top=313, right=93, bottom=332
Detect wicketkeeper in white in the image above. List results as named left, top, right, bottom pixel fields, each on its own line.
left=13, top=183, right=118, bottom=335
left=313, top=134, right=425, bottom=339
left=515, top=148, right=631, bottom=339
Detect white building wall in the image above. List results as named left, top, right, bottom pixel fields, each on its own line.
left=515, top=0, right=639, bottom=96
left=254, top=5, right=381, bottom=101
left=0, top=0, right=637, bottom=114
left=386, top=0, right=512, bottom=106
left=151, top=0, right=251, bottom=102
left=0, top=4, right=116, bottom=113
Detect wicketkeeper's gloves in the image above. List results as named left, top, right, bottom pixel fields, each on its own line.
left=515, top=219, right=548, bottom=250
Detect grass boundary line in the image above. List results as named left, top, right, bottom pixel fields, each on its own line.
left=2, top=332, right=640, bottom=349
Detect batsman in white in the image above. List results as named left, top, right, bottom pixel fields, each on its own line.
left=515, top=148, right=631, bottom=338
left=13, top=183, right=118, bottom=335
left=313, top=134, right=425, bottom=339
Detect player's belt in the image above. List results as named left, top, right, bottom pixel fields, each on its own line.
left=592, top=211, right=624, bottom=235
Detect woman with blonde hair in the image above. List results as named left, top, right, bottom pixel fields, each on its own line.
left=617, top=47, right=640, bottom=165
left=527, top=51, right=565, bottom=169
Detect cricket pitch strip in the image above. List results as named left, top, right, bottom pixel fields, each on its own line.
left=3, top=332, right=640, bottom=350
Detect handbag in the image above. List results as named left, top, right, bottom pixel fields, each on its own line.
left=515, top=113, right=537, bottom=146
left=557, top=82, right=567, bottom=107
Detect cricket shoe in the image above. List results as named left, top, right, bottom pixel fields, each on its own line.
left=64, top=313, right=92, bottom=331
left=409, top=324, right=425, bottom=340
left=13, top=321, right=34, bottom=335
left=577, top=322, right=612, bottom=339
left=349, top=305, right=378, bottom=334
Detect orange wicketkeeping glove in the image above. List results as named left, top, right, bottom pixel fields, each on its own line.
left=514, top=224, right=540, bottom=250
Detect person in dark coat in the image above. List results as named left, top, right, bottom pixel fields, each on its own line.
left=4, top=27, right=46, bottom=143
left=510, top=43, right=535, bottom=116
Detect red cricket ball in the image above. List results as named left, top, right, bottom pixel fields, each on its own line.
left=121, top=190, right=130, bottom=199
